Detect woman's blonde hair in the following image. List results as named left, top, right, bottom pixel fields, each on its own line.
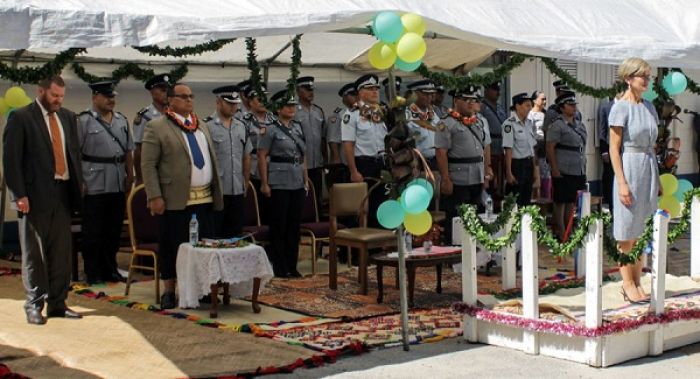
left=617, top=57, right=652, bottom=81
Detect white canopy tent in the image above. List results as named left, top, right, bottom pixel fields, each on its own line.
left=1, top=0, right=700, bottom=68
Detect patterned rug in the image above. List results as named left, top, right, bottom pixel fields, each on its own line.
left=257, top=307, right=462, bottom=352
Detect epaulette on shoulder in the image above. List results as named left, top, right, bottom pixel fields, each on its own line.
left=115, top=111, right=127, bottom=119
left=137, top=107, right=149, bottom=116
left=78, top=110, right=92, bottom=117
left=333, top=107, right=342, bottom=114
left=243, top=112, right=253, bottom=121
left=202, top=116, right=213, bottom=123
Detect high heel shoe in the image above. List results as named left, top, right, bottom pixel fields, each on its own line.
left=621, top=288, right=650, bottom=304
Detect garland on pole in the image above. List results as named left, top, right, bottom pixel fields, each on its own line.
left=680, top=69, right=700, bottom=95
left=245, top=37, right=268, bottom=106
left=476, top=194, right=518, bottom=235
left=71, top=62, right=188, bottom=84
left=0, top=48, right=86, bottom=84
left=132, top=39, right=236, bottom=57
left=417, top=53, right=527, bottom=90
left=270, top=34, right=303, bottom=110
left=540, top=57, right=626, bottom=98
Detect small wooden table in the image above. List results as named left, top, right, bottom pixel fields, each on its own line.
left=369, top=249, right=461, bottom=307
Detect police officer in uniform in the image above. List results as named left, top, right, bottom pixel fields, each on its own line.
left=543, top=80, right=582, bottom=132
left=205, top=85, right=252, bottom=238
left=546, top=91, right=587, bottom=240
left=502, top=93, right=537, bottom=207
left=406, top=79, right=440, bottom=169
left=341, top=74, right=388, bottom=227
left=294, top=76, right=326, bottom=206
left=236, top=79, right=252, bottom=118
left=133, top=74, right=169, bottom=183
left=481, top=81, right=508, bottom=209
left=240, top=84, right=275, bottom=223
left=326, top=82, right=358, bottom=186
left=432, top=84, right=449, bottom=118
left=78, top=81, right=134, bottom=284
left=258, top=90, right=309, bottom=278
left=436, top=85, right=492, bottom=244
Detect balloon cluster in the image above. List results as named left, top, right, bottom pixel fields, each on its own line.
left=368, top=12, right=427, bottom=72
left=0, top=86, right=32, bottom=117
left=658, top=173, right=694, bottom=217
left=642, top=72, right=688, bottom=101
left=377, top=178, right=434, bottom=235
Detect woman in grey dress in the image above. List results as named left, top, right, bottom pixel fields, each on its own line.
left=609, top=57, right=660, bottom=303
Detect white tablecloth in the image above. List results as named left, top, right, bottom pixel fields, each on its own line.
left=176, top=243, right=274, bottom=309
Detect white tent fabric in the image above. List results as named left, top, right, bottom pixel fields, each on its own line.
left=1, top=0, right=700, bottom=68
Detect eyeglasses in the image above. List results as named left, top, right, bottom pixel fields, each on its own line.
left=172, top=94, right=195, bottom=100
left=633, top=75, right=653, bottom=81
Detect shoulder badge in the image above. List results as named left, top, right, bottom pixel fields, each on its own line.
left=329, top=115, right=338, bottom=124
left=504, top=124, right=512, bottom=133
left=202, top=116, right=213, bottom=123
left=134, top=107, right=149, bottom=125
left=342, top=114, right=351, bottom=124
left=260, top=126, right=267, bottom=135
left=437, top=122, right=446, bottom=131
left=333, top=107, right=342, bottom=114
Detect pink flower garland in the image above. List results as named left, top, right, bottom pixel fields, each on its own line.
left=453, top=302, right=700, bottom=337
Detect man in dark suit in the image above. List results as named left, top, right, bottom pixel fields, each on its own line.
left=3, top=76, right=84, bottom=325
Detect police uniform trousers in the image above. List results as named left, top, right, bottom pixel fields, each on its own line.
left=251, top=178, right=271, bottom=225
left=82, top=192, right=126, bottom=283
left=307, top=167, right=324, bottom=212
left=19, top=180, right=72, bottom=312
left=215, top=194, right=244, bottom=238
left=268, top=188, right=305, bottom=276
left=158, top=203, right=214, bottom=280
left=355, top=156, right=387, bottom=228
left=325, top=163, right=349, bottom=191
left=506, top=158, right=534, bottom=207
left=442, top=184, right=483, bottom=245
left=489, top=153, right=505, bottom=211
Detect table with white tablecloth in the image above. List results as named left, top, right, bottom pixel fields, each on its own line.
left=176, top=243, right=274, bottom=316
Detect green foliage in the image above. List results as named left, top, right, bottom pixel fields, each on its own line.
left=71, top=62, right=188, bottom=84
left=0, top=48, right=85, bottom=84
left=132, top=39, right=236, bottom=57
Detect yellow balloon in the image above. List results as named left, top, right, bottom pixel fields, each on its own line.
left=659, top=173, right=678, bottom=195
left=368, top=41, right=397, bottom=70
left=404, top=210, right=432, bottom=236
left=0, top=97, right=8, bottom=115
left=659, top=195, right=681, bottom=218
left=396, top=32, right=426, bottom=63
left=5, top=86, right=28, bottom=108
left=401, top=13, right=426, bottom=36
left=19, top=95, right=32, bottom=107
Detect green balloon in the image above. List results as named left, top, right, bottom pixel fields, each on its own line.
left=377, top=200, right=405, bottom=229
left=674, top=179, right=694, bottom=202
left=642, top=86, right=658, bottom=101
left=372, top=12, right=404, bottom=44
left=407, top=178, right=434, bottom=199
left=400, top=184, right=431, bottom=214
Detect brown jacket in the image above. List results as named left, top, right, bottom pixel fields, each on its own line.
left=141, top=115, right=223, bottom=211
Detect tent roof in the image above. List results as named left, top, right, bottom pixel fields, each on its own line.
left=1, top=0, right=700, bottom=68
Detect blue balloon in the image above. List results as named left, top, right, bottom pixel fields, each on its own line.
left=400, top=184, right=431, bottom=214
left=642, top=86, right=658, bottom=101
left=674, top=179, right=694, bottom=202
left=662, top=72, right=688, bottom=96
left=407, top=178, right=434, bottom=199
left=395, top=58, right=422, bottom=72
left=377, top=200, right=405, bottom=229
left=372, top=12, right=404, bottom=44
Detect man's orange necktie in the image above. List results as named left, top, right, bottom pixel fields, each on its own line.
left=48, top=113, right=66, bottom=176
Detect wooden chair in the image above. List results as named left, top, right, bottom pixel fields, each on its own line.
left=242, top=181, right=269, bottom=244
left=328, top=182, right=397, bottom=294
left=125, top=184, right=160, bottom=304
left=429, top=170, right=445, bottom=224
left=300, top=181, right=344, bottom=275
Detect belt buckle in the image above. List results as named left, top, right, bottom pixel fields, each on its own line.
left=114, top=156, right=121, bottom=164
left=294, top=156, right=301, bottom=165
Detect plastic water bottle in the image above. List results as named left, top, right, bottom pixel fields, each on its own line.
left=404, top=233, right=413, bottom=253
left=189, top=214, right=199, bottom=245
left=486, top=195, right=493, bottom=220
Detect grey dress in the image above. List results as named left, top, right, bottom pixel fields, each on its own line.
left=609, top=99, right=659, bottom=240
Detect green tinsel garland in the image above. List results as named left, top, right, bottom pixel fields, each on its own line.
left=417, top=54, right=527, bottom=90
left=245, top=37, right=268, bottom=106
left=540, top=57, right=626, bottom=98
left=269, top=35, right=303, bottom=110
left=681, top=69, right=700, bottom=95
left=0, top=48, right=86, bottom=84
left=71, top=62, right=188, bottom=84
left=132, top=39, right=236, bottom=57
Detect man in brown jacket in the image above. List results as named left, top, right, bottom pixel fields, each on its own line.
left=141, top=83, right=223, bottom=309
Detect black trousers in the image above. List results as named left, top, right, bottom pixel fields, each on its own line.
left=19, top=180, right=72, bottom=312
left=506, top=158, right=534, bottom=207
left=602, top=160, right=614, bottom=215
left=158, top=203, right=214, bottom=280
left=82, top=192, right=126, bottom=282
left=268, top=188, right=305, bottom=276
left=442, top=183, right=483, bottom=245
left=355, top=156, right=387, bottom=228
left=307, top=167, right=323, bottom=212
left=214, top=194, right=244, bottom=238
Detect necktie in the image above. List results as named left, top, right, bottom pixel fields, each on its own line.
left=184, top=120, right=205, bottom=169
left=48, top=113, right=66, bottom=176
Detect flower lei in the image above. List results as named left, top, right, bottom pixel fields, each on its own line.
left=409, top=103, right=434, bottom=121
left=449, top=109, right=478, bottom=126
left=166, top=111, right=199, bottom=132
left=356, top=101, right=385, bottom=123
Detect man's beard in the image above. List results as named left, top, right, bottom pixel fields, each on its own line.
left=39, top=95, right=60, bottom=112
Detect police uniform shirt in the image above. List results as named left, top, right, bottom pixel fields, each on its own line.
left=294, top=103, right=325, bottom=169
left=206, top=113, right=253, bottom=196
left=433, top=104, right=449, bottom=119
left=501, top=115, right=536, bottom=159
left=435, top=115, right=488, bottom=186
left=242, top=111, right=275, bottom=179
left=258, top=119, right=306, bottom=190
left=340, top=107, right=387, bottom=157
left=544, top=104, right=582, bottom=132
left=78, top=109, right=134, bottom=194
left=327, top=106, right=348, bottom=164
left=477, top=113, right=493, bottom=146
left=133, top=104, right=162, bottom=144
left=406, top=105, right=440, bottom=159
left=547, top=116, right=587, bottom=176
left=481, top=101, right=508, bottom=153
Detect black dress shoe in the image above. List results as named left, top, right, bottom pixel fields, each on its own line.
left=160, top=292, right=177, bottom=310
left=47, top=307, right=83, bottom=319
left=26, top=309, right=46, bottom=325
left=288, top=270, right=303, bottom=278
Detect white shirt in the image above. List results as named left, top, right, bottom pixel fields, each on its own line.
left=172, top=113, right=213, bottom=187
left=36, top=99, right=69, bottom=180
